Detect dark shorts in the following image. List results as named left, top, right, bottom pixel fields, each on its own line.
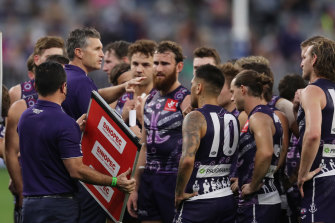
left=173, top=195, right=237, bottom=223
left=22, top=196, right=79, bottom=223
left=300, top=176, right=335, bottom=223
left=75, top=183, right=108, bottom=223
left=138, top=172, right=177, bottom=223
left=237, top=203, right=281, bottom=223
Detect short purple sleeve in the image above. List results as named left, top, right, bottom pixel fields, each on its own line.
left=58, top=120, right=83, bottom=159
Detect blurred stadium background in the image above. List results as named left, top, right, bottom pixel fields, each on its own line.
left=1, top=0, right=335, bottom=221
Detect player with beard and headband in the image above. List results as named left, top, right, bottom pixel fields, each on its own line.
left=174, top=64, right=239, bottom=223
left=297, top=38, right=335, bottom=223
left=127, top=40, right=190, bottom=223
left=231, top=70, right=283, bottom=223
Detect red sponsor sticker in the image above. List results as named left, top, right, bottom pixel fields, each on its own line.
left=241, top=120, right=249, bottom=133
left=164, top=99, right=178, bottom=112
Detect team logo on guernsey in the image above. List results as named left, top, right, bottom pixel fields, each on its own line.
left=164, top=99, right=178, bottom=112
left=98, top=116, right=127, bottom=154
left=32, top=108, right=43, bottom=114
left=196, top=164, right=231, bottom=178
left=91, top=141, right=120, bottom=177
left=323, top=144, right=335, bottom=157
left=241, top=120, right=249, bottom=133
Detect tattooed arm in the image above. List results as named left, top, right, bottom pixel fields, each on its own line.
left=175, top=111, right=206, bottom=208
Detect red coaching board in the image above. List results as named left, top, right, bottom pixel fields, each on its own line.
left=80, top=91, right=141, bottom=223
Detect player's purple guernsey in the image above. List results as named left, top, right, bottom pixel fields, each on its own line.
left=21, top=79, right=38, bottom=108
left=298, top=78, right=335, bottom=222
left=268, top=95, right=280, bottom=109
left=237, top=104, right=282, bottom=206
left=115, top=92, right=133, bottom=115
left=298, top=79, right=335, bottom=173
left=143, top=85, right=189, bottom=174
left=185, top=104, right=239, bottom=199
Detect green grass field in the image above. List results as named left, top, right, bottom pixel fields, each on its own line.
left=0, top=167, right=14, bottom=223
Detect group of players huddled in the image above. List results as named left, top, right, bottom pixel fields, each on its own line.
left=1, top=27, right=335, bottom=223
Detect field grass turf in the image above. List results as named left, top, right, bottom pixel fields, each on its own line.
left=0, top=167, right=14, bottom=223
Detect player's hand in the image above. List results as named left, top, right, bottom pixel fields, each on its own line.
left=127, top=191, right=138, bottom=218
left=175, top=192, right=198, bottom=209
left=135, top=95, right=146, bottom=124
left=76, top=114, right=87, bottom=132
left=125, top=77, right=147, bottom=93
left=8, top=179, right=23, bottom=208
left=297, top=167, right=320, bottom=198
left=241, top=183, right=262, bottom=199
left=122, top=98, right=135, bottom=122
left=116, top=168, right=136, bottom=193
left=230, top=177, right=239, bottom=194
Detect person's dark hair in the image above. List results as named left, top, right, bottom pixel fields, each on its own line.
left=227, top=58, right=238, bottom=65
left=309, top=39, right=335, bottom=81
left=238, top=62, right=274, bottom=101
left=2, top=85, right=10, bottom=117
left=300, top=35, right=327, bottom=48
left=240, top=62, right=274, bottom=80
left=46, top=54, right=70, bottom=65
left=109, top=63, right=131, bottom=85
left=33, top=36, right=65, bottom=56
left=234, top=70, right=273, bottom=99
left=278, top=74, right=307, bottom=101
left=128, top=39, right=157, bottom=60
left=156, top=40, right=184, bottom=63
left=218, top=62, right=239, bottom=88
left=26, top=54, right=35, bottom=72
left=195, top=64, right=225, bottom=96
left=193, top=47, right=221, bottom=65
left=35, top=62, right=66, bottom=97
left=66, top=27, right=101, bottom=60
left=105, top=40, right=131, bottom=59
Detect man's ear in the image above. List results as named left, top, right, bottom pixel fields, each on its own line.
left=312, top=53, right=317, bottom=66
left=196, top=82, right=203, bottom=95
left=241, top=85, right=247, bottom=95
left=34, top=55, right=40, bottom=66
left=176, top=62, right=184, bottom=73
left=122, top=56, right=129, bottom=63
left=74, top=48, right=83, bottom=59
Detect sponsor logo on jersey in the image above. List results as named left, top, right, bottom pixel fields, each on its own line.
left=241, top=120, right=249, bottom=133
left=196, top=164, right=231, bottom=178
left=164, top=99, right=178, bottom=112
left=323, top=144, right=335, bottom=157
left=98, top=116, right=126, bottom=154
left=92, top=141, right=120, bottom=177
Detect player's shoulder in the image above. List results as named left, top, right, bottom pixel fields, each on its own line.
left=8, top=84, right=22, bottom=104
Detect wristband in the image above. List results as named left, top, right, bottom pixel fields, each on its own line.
left=111, top=177, right=117, bottom=187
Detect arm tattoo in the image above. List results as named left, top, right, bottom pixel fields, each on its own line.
left=182, top=111, right=205, bottom=158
